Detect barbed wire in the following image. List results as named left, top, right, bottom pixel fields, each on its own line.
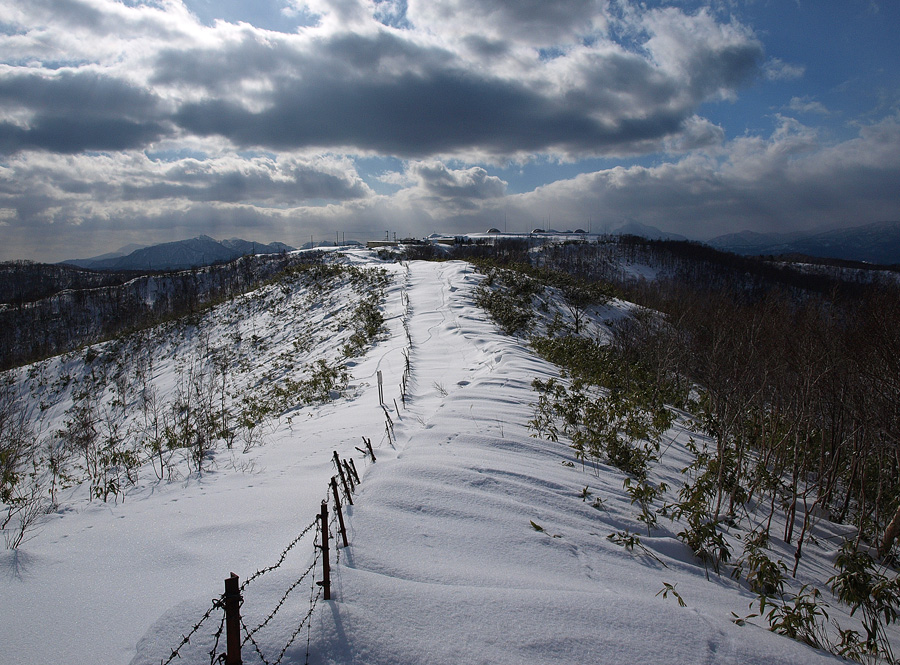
left=242, top=554, right=320, bottom=647
left=239, top=518, right=318, bottom=593
left=240, top=615, right=270, bottom=665
left=160, top=450, right=365, bottom=665
left=239, top=555, right=324, bottom=665
left=208, top=609, right=226, bottom=665
left=274, top=586, right=322, bottom=665
left=160, top=595, right=224, bottom=665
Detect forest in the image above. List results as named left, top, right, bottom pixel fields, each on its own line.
left=0, top=251, right=317, bottom=370
left=448, top=237, right=900, bottom=663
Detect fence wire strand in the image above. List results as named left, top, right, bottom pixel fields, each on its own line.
left=240, top=518, right=318, bottom=593
left=208, top=609, right=227, bottom=665
left=160, top=595, right=224, bottom=665
left=242, top=555, right=319, bottom=647
left=160, top=452, right=363, bottom=665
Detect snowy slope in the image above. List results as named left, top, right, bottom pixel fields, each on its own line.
left=0, top=252, right=877, bottom=665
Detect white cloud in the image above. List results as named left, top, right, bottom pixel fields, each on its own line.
left=5, top=0, right=895, bottom=261
left=500, top=114, right=900, bottom=239
left=763, top=57, right=805, bottom=81
left=787, top=96, right=830, bottom=115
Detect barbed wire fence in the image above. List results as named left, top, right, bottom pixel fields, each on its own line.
left=158, top=450, right=365, bottom=665
left=158, top=272, right=414, bottom=665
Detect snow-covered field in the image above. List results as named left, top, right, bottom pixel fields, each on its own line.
left=0, top=252, right=874, bottom=664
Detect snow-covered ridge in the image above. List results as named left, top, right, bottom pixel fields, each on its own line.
left=1, top=251, right=893, bottom=665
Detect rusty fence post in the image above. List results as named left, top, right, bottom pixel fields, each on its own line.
left=342, top=460, right=356, bottom=493
left=224, top=573, right=243, bottom=665
left=347, top=458, right=361, bottom=485
left=331, top=476, right=349, bottom=548
left=333, top=451, right=353, bottom=505
left=317, top=501, right=331, bottom=601
left=355, top=436, right=376, bottom=462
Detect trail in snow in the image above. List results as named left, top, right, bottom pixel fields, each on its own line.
left=2, top=254, right=875, bottom=665
left=308, top=260, right=843, bottom=665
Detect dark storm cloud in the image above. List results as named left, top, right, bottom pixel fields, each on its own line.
left=0, top=117, right=166, bottom=154
left=119, top=159, right=371, bottom=203
left=407, top=0, right=604, bottom=45
left=150, top=8, right=763, bottom=160
left=172, top=70, right=595, bottom=155
left=171, top=54, right=699, bottom=157
left=0, top=70, right=168, bottom=153
left=3, top=3, right=765, bottom=160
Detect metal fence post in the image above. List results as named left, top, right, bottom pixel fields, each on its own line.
left=331, top=477, right=349, bottom=548
left=224, top=573, right=242, bottom=665
left=317, top=501, right=331, bottom=601
left=333, top=451, right=353, bottom=505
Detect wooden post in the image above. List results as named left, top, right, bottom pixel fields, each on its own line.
left=342, top=460, right=356, bottom=492
left=317, top=502, right=331, bottom=600
left=224, top=573, right=242, bottom=665
left=331, top=477, right=349, bottom=547
left=347, top=458, right=361, bottom=485
left=334, top=451, right=353, bottom=505
left=355, top=436, right=376, bottom=462
left=377, top=370, right=383, bottom=405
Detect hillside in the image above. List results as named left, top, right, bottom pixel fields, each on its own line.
left=62, top=235, right=295, bottom=271
left=1, top=249, right=897, bottom=665
left=707, top=221, right=900, bottom=265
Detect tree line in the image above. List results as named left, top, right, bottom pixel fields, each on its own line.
left=467, top=237, right=900, bottom=661
left=0, top=252, right=323, bottom=370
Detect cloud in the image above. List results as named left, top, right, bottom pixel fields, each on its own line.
left=4, top=114, right=900, bottom=261
left=499, top=114, right=900, bottom=238
left=0, top=70, right=168, bottom=153
left=406, top=0, right=608, bottom=47
left=0, top=151, right=373, bottom=243
left=2, top=0, right=767, bottom=161
left=7, top=0, right=894, bottom=262
left=394, top=161, right=506, bottom=212
left=787, top=96, right=831, bottom=115
left=161, top=9, right=762, bottom=160
left=664, top=115, right=725, bottom=152
left=763, top=57, right=805, bottom=81
left=641, top=8, right=763, bottom=102
left=408, top=162, right=506, bottom=199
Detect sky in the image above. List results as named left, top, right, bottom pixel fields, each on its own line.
left=1, top=0, right=899, bottom=262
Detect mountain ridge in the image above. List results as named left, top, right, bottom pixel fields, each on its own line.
left=707, top=220, right=900, bottom=264
left=61, top=235, right=295, bottom=271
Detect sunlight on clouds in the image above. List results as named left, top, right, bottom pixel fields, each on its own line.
left=1, top=0, right=898, bottom=259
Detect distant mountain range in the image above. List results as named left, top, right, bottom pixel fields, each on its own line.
left=612, top=222, right=688, bottom=241
left=62, top=235, right=295, bottom=271
left=707, top=221, right=900, bottom=265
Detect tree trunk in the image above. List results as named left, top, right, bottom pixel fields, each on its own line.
left=879, top=501, right=900, bottom=558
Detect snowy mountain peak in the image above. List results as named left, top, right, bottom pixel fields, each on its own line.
left=61, top=236, right=296, bottom=271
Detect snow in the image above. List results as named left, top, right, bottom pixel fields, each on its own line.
left=0, top=253, right=875, bottom=664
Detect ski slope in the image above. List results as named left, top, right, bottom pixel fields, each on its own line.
left=1, top=253, right=864, bottom=664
